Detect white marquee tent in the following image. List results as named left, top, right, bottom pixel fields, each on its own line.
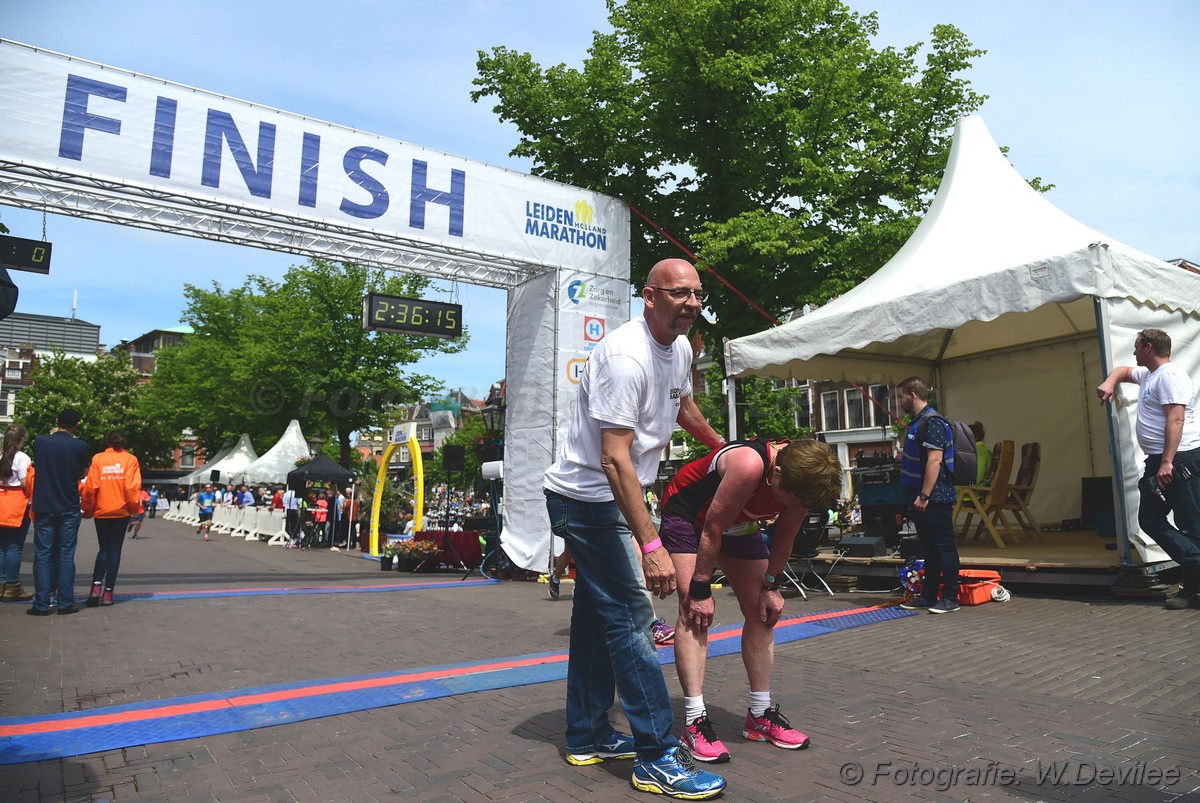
left=241, top=420, right=311, bottom=484
left=175, top=434, right=260, bottom=488
left=724, top=116, right=1199, bottom=567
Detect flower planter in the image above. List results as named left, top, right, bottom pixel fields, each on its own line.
left=380, top=556, right=395, bottom=571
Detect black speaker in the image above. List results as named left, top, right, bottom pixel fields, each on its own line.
left=1081, top=477, right=1114, bottom=528
left=840, top=535, right=887, bottom=557
left=443, top=445, right=466, bottom=473
left=862, top=503, right=906, bottom=547
left=209, top=469, right=220, bottom=483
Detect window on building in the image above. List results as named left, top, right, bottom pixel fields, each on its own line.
left=180, top=445, right=196, bottom=468
left=845, top=388, right=866, bottom=429
left=5, top=368, right=20, bottom=380
left=821, top=391, right=840, bottom=431
left=795, top=388, right=811, bottom=430
left=417, top=425, right=433, bottom=441
left=869, top=384, right=890, bottom=427
left=0, top=397, right=8, bottom=417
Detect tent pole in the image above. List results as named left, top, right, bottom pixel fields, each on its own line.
left=1094, top=297, right=1134, bottom=569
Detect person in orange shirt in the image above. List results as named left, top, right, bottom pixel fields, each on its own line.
left=80, top=431, right=142, bottom=607
left=0, top=425, right=34, bottom=602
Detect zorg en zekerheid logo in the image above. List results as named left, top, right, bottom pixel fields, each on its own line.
left=566, top=277, right=622, bottom=310
left=525, top=199, right=608, bottom=251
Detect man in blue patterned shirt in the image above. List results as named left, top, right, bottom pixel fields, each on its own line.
left=897, top=376, right=961, bottom=614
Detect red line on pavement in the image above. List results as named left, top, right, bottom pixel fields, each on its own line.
left=0, top=605, right=883, bottom=738
left=0, top=654, right=564, bottom=738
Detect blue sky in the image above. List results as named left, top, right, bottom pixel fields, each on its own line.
left=2, top=1, right=1197, bottom=402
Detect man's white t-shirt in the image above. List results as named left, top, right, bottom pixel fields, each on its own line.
left=1133, top=363, right=1200, bottom=454
left=2, top=451, right=30, bottom=487
left=544, top=316, right=693, bottom=503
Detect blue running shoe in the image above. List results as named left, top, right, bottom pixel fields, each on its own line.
left=566, top=731, right=636, bottom=766
left=631, top=746, right=726, bottom=799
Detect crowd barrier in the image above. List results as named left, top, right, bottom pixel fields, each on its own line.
left=163, top=502, right=289, bottom=544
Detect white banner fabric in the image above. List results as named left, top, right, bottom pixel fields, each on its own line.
left=0, top=40, right=629, bottom=274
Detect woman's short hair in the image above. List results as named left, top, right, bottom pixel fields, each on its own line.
left=774, top=439, right=843, bottom=511
left=106, top=431, right=128, bottom=450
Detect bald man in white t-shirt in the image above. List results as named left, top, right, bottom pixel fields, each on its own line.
left=1098, top=327, right=1200, bottom=610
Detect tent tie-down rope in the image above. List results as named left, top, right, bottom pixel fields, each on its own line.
left=628, top=204, right=779, bottom=327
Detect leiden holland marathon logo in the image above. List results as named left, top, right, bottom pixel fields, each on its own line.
left=525, top=198, right=608, bottom=251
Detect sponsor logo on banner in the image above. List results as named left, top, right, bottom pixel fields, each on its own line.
left=584, top=316, right=605, bottom=343
left=566, top=358, right=588, bottom=385
left=525, top=199, right=608, bottom=252
left=566, top=276, right=623, bottom=309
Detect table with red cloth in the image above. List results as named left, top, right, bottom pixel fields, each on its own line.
left=413, top=530, right=482, bottom=569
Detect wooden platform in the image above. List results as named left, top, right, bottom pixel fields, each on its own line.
left=815, top=529, right=1132, bottom=588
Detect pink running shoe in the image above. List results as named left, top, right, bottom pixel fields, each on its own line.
left=681, top=715, right=730, bottom=763
left=742, top=705, right=810, bottom=749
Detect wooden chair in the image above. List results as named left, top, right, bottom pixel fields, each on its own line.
left=1002, top=442, right=1044, bottom=539
left=954, top=440, right=1018, bottom=548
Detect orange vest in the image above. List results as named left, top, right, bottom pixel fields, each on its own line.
left=0, top=464, right=30, bottom=528
left=81, top=448, right=143, bottom=519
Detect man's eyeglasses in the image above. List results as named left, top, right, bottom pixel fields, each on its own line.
left=648, top=286, right=708, bottom=302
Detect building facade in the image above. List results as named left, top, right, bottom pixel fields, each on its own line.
left=0, top=312, right=101, bottom=426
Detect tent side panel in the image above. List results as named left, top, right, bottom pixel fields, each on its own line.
left=942, top=338, right=1101, bottom=527
left=1104, top=298, right=1200, bottom=563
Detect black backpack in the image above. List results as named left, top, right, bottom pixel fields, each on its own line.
left=920, top=414, right=978, bottom=487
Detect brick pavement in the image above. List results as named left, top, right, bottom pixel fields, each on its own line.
left=1, top=515, right=1198, bottom=802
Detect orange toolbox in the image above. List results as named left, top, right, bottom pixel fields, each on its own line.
left=957, top=569, right=1002, bottom=605
left=917, top=568, right=1002, bottom=605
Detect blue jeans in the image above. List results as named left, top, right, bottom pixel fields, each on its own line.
left=909, top=501, right=959, bottom=602
left=32, top=510, right=81, bottom=610
left=91, top=517, right=131, bottom=590
left=545, top=490, right=677, bottom=761
left=0, top=514, right=31, bottom=584
left=1140, top=449, right=1200, bottom=594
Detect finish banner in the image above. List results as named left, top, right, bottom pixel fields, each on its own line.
left=0, top=39, right=629, bottom=274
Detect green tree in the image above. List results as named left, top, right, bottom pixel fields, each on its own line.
left=676, top=362, right=811, bottom=459
left=141, top=259, right=465, bottom=466
left=425, top=412, right=491, bottom=491
left=473, top=0, right=986, bottom=354
left=14, top=350, right=178, bottom=464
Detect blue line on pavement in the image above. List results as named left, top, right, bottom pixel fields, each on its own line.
left=0, top=605, right=914, bottom=765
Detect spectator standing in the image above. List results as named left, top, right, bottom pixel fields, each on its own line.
left=1097, top=328, right=1200, bottom=610
left=28, top=408, right=90, bottom=616
left=282, top=486, right=300, bottom=540
left=969, top=421, right=991, bottom=485
left=147, top=485, right=160, bottom=518
left=0, top=425, right=34, bottom=602
left=82, top=431, right=142, bottom=607
left=542, top=258, right=727, bottom=799
left=896, top=376, right=961, bottom=614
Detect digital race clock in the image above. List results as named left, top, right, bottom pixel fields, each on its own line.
left=362, top=293, right=463, bottom=339
left=0, top=234, right=52, bottom=274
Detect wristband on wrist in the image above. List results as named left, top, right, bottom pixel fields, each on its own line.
left=688, top=579, right=713, bottom=600
left=640, top=537, right=662, bottom=555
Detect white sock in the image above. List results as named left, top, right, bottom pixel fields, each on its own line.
left=749, top=690, right=771, bottom=718
left=684, top=695, right=706, bottom=724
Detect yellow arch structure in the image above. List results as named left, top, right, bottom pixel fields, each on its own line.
left=369, top=428, right=424, bottom=556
